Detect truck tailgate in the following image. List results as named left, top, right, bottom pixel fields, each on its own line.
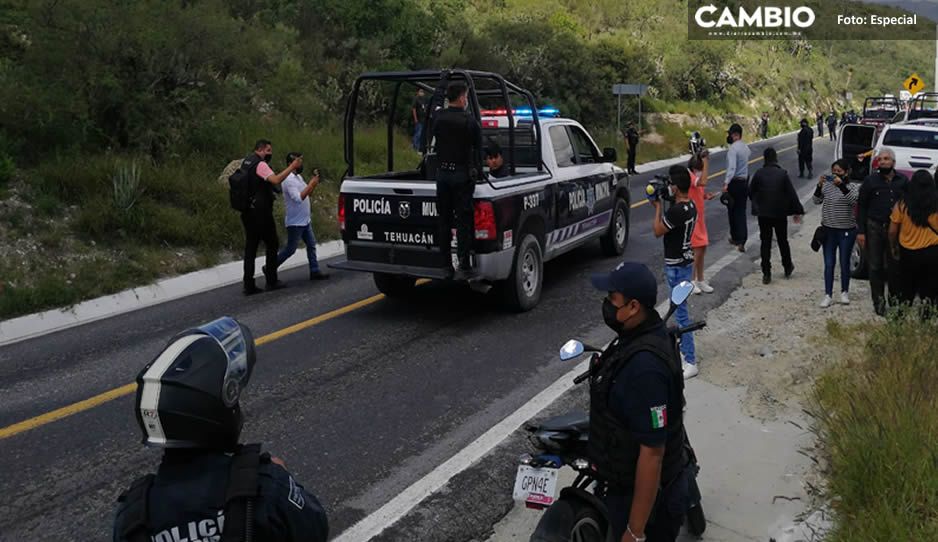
left=339, top=181, right=449, bottom=273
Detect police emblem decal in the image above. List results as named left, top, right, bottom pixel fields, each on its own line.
left=399, top=201, right=411, bottom=219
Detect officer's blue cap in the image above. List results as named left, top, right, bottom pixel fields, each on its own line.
left=590, top=261, right=657, bottom=309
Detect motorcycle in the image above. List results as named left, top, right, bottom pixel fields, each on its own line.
left=512, top=281, right=707, bottom=541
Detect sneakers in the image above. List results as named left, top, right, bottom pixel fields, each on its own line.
left=840, top=291, right=850, bottom=305
left=693, top=282, right=702, bottom=295
left=820, top=295, right=833, bottom=308
left=695, top=281, right=714, bottom=294
left=683, top=362, right=699, bottom=380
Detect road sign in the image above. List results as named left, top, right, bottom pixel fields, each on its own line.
left=612, top=84, right=648, bottom=96
left=904, top=73, right=926, bottom=94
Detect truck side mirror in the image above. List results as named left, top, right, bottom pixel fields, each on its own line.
left=602, top=147, right=618, bottom=163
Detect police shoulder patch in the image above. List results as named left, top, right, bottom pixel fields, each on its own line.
left=650, top=404, right=668, bottom=429
left=287, top=475, right=305, bottom=510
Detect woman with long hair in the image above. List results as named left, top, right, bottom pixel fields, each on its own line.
left=688, top=150, right=717, bottom=294
left=813, top=159, right=859, bottom=308
left=889, top=169, right=938, bottom=307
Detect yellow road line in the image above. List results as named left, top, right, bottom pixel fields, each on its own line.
left=0, top=279, right=432, bottom=440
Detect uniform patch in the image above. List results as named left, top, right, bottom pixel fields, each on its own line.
left=288, top=475, right=305, bottom=510
left=650, top=405, right=668, bottom=429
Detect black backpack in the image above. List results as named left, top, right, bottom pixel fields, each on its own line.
left=229, top=156, right=259, bottom=212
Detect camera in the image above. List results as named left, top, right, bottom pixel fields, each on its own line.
left=645, top=174, right=674, bottom=203
left=689, top=131, right=707, bottom=155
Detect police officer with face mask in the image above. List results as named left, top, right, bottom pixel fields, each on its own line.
left=112, top=317, right=329, bottom=542
left=589, top=262, right=692, bottom=542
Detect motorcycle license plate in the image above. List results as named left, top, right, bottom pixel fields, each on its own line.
left=512, top=465, right=559, bottom=507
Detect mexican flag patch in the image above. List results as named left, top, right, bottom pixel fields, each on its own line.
left=650, top=405, right=668, bottom=429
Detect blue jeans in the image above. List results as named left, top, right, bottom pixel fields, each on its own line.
left=665, top=264, right=696, bottom=364
left=823, top=226, right=856, bottom=296
left=413, top=122, right=424, bottom=151
left=277, top=224, right=320, bottom=274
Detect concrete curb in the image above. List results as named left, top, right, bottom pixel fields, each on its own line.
left=633, top=128, right=801, bottom=174
left=0, top=240, right=345, bottom=347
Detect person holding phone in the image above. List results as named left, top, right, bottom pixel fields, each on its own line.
left=271, top=153, right=329, bottom=281
left=814, top=159, right=859, bottom=308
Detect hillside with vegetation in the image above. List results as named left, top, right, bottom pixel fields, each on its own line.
left=0, top=0, right=933, bottom=318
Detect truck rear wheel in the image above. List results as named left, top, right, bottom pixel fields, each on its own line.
left=502, top=233, right=543, bottom=312
left=373, top=273, right=417, bottom=297
left=600, top=197, right=629, bottom=256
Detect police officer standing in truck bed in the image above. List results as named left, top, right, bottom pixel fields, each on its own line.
left=433, top=81, right=483, bottom=277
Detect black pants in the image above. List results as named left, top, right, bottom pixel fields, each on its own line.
left=899, top=245, right=938, bottom=306
left=605, top=465, right=691, bottom=542
left=798, top=152, right=813, bottom=176
left=627, top=144, right=637, bottom=172
left=727, top=177, right=749, bottom=245
left=437, top=169, right=474, bottom=269
left=817, top=123, right=824, bottom=137
left=828, top=126, right=836, bottom=140
left=241, top=209, right=279, bottom=287
left=866, top=220, right=901, bottom=312
left=758, top=216, right=792, bottom=276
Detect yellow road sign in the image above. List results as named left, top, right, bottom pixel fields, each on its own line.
left=904, top=73, right=926, bottom=94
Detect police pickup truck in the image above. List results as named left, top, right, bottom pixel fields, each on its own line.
left=331, top=70, right=631, bottom=311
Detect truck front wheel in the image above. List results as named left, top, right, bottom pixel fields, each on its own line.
left=373, top=273, right=417, bottom=297
left=502, top=233, right=543, bottom=312
left=600, top=197, right=629, bottom=256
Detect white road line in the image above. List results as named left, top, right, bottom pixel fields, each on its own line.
left=334, top=180, right=821, bottom=542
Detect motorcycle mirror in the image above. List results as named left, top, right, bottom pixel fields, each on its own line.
left=671, top=281, right=695, bottom=307
left=559, top=340, right=585, bottom=361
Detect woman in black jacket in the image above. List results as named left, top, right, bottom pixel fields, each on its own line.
left=749, top=147, right=805, bottom=284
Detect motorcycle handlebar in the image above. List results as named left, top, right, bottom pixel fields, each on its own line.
left=573, top=369, right=590, bottom=385
left=672, top=321, right=707, bottom=337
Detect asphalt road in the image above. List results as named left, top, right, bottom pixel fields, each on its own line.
left=0, top=132, right=835, bottom=541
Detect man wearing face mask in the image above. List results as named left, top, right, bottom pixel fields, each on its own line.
left=238, top=139, right=303, bottom=295
left=723, top=123, right=751, bottom=252
left=589, top=262, right=691, bottom=542
left=857, top=147, right=909, bottom=315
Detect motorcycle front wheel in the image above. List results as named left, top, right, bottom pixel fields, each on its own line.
left=569, top=502, right=606, bottom=542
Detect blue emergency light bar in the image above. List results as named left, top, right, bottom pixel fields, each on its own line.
left=480, top=107, right=560, bottom=118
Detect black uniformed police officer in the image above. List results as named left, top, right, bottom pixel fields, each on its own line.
left=433, top=81, right=483, bottom=275
left=589, top=262, right=691, bottom=542
left=485, top=141, right=510, bottom=179
left=113, top=317, right=328, bottom=542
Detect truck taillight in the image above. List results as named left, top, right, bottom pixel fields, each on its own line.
left=338, top=194, right=346, bottom=231
left=474, top=201, right=496, bottom=240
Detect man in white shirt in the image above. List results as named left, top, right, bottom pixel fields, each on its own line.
left=273, top=152, right=329, bottom=280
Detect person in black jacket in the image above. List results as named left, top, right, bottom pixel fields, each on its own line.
left=113, top=317, right=329, bottom=542
left=816, top=111, right=825, bottom=138
left=433, top=81, right=483, bottom=276
left=749, top=147, right=804, bottom=284
left=797, top=119, right=814, bottom=178
left=857, top=147, right=909, bottom=315
left=827, top=112, right=837, bottom=141
left=625, top=122, right=640, bottom=175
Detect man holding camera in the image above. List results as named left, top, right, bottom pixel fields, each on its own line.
left=269, top=152, right=329, bottom=281
left=724, top=123, right=751, bottom=252
left=433, top=81, right=483, bottom=276
left=652, top=165, right=699, bottom=379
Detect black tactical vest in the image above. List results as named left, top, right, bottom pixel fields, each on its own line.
left=588, top=325, right=688, bottom=493
left=243, top=154, right=274, bottom=211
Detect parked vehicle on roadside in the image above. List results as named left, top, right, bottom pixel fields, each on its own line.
left=331, top=70, right=631, bottom=311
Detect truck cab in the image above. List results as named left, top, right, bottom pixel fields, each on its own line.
left=330, top=70, right=630, bottom=311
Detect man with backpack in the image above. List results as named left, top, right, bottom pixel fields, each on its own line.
left=230, top=139, right=302, bottom=295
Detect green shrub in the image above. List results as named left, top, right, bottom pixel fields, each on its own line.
left=813, top=313, right=938, bottom=541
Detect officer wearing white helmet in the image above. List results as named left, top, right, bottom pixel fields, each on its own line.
left=112, top=317, right=328, bottom=542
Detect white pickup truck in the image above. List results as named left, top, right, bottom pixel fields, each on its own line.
left=330, top=70, right=631, bottom=311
